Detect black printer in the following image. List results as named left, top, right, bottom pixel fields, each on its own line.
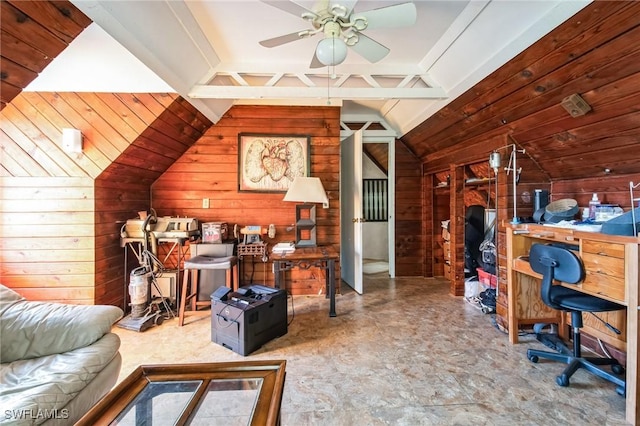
left=211, top=284, right=287, bottom=356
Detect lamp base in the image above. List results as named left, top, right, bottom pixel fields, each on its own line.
left=295, top=204, right=317, bottom=247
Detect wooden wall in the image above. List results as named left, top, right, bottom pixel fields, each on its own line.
left=395, top=140, right=423, bottom=277
left=0, top=92, right=210, bottom=305
left=0, top=1, right=90, bottom=110
left=95, top=95, right=211, bottom=307
left=151, top=105, right=341, bottom=295
left=404, top=3, right=640, bottom=297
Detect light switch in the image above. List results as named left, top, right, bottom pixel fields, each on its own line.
left=202, top=198, right=210, bottom=209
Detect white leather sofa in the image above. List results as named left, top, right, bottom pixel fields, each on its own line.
left=0, top=285, right=123, bottom=425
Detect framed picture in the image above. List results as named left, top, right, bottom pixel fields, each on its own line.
left=238, top=133, right=310, bottom=192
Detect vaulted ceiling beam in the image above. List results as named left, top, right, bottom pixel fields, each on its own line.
left=190, top=85, right=447, bottom=100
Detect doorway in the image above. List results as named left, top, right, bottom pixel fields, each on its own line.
left=340, top=129, right=396, bottom=294
left=362, top=142, right=390, bottom=276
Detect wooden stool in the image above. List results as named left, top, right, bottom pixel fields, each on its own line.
left=179, top=255, right=238, bottom=326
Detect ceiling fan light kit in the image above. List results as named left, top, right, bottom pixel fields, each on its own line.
left=316, top=22, right=348, bottom=66
left=316, top=37, right=348, bottom=66
left=259, top=1, right=417, bottom=68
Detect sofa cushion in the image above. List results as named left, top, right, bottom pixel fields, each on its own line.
left=0, top=333, right=121, bottom=425
left=0, top=285, right=123, bottom=363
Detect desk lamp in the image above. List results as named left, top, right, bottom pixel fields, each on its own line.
left=283, top=177, right=329, bottom=247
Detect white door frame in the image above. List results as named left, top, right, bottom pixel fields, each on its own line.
left=340, top=117, right=397, bottom=281
left=340, top=131, right=364, bottom=293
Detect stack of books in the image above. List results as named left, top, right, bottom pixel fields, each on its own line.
left=272, top=242, right=295, bottom=254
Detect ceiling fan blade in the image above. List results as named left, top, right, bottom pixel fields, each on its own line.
left=310, top=51, right=324, bottom=69
left=259, top=31, right=312, bottom=48
left=349, top=33, right=390, bottom=63
left=260, top=0, right=315, bottom=18
left=355, top=2, right=417, bottom=30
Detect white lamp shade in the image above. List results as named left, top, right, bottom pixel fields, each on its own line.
left=316, top=37, right=348, bottom=66
left=283, top=177, right=329, bottom=208
left=62, top=128, right=83, bottom=153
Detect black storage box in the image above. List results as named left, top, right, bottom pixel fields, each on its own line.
left=211, top=284, right=287, bottom=356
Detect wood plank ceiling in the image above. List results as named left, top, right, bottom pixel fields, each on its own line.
left=402, top=2, right=640, bottom=182
left=0, top=0, right=91, bottom=110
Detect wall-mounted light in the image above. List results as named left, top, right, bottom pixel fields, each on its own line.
left=62, top=128, right=83, bottom=154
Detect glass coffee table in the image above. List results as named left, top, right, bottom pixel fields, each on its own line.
left=76, top=360, right=286, bottom=426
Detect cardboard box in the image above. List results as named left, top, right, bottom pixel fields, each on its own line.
left=444, top=262, right=451, bottom=280
left=202, top=222, right=228, bottom=243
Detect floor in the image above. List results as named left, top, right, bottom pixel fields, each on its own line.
left=363, top=258, right=389, bottom=275
left=112, top=273, right=627, bottom=425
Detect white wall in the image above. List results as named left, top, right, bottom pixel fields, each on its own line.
left=362, top=152, right=388, bottom=261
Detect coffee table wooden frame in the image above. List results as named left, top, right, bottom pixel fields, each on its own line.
left=76, top=360, right=286, bottom=426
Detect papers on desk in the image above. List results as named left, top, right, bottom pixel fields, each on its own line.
left=542, top=220, right=602, bottom=232
left=272, top=242, right=295, bottom=254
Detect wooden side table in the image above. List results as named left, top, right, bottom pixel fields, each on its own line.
left=271, top=245, right=339, bottom=317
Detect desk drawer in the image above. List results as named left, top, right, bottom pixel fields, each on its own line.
left=579, top=250, right=625, bottom=303
left=582, top=240, right=625, bottom=259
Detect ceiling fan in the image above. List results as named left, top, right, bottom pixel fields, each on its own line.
left=259, top=1, right=417, bottom=68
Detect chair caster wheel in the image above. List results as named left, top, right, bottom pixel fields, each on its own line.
left=556, top=374, right=569, bottom=387
left=616, top=386, right=626, bottom=397
left=527, top=353, right=539, bottom=363
left=612, top=364, right=625, bottom=375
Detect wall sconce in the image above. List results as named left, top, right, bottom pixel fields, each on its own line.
left=283, top=177, right=329, bottom=247
left=489, top=144, right=525, bottom=224
left=62, top=128, right=83, bottom=154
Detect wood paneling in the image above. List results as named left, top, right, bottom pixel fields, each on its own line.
left=152, top=105, right=341, bottom=295
left=0, top=1, right=90, bottom=109
left=0, top=92, right=211, bottom=305
left=95, top=94, right=212, bottom=308
left=394, top=140, right=423, bottom=276
left=405, top=2, right=640, bottom=188
left=408, top=3, right=640, bottom=295
left=0, top=176, right=95, bottom=303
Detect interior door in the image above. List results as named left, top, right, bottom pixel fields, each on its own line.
left=340, top=130, right=363, bottom=294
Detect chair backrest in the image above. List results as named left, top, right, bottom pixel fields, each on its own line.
left=528, top=243, right=584, bottom=308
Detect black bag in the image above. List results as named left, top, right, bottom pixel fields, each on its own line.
left=479, top=239, right=497, bottom=275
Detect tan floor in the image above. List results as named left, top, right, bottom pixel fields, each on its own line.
left=112, top=274, right=626, bottom=425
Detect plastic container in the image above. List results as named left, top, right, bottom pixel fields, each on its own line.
left=477, top=268, right=497, bottom=288
left=589, top=193, right=601, bottom=220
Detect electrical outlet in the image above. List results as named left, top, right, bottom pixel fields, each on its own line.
left=202, top=198, right=209, bottom=209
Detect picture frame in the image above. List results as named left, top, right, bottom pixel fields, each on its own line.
left=238, top=133, right=310, bottom=192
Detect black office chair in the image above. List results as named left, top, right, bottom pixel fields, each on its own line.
left=526, top=243, right=626, bottom=396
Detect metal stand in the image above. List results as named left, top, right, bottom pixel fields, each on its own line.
left=156, top=237, right=188, bottom=308
left=631, top=181, right=640, bottom=236
left=237, top=242, right=268, bottom=286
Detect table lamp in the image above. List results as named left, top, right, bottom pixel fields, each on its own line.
left=283, top=177, right=329, bottom=247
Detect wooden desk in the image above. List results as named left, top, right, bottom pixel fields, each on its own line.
left=271, top=245, right=339, bottom=317
left=506, top=224, right=639, bottom=425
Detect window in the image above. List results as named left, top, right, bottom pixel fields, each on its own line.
left=363, top=179, right=388, bottom=222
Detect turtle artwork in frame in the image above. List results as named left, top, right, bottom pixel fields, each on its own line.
left=238, top=133, right=310, bottom=192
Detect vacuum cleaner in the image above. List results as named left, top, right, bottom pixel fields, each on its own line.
left=117, top=267, right=167, bottom=332
left=117, top=212, right=174, bottom=332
